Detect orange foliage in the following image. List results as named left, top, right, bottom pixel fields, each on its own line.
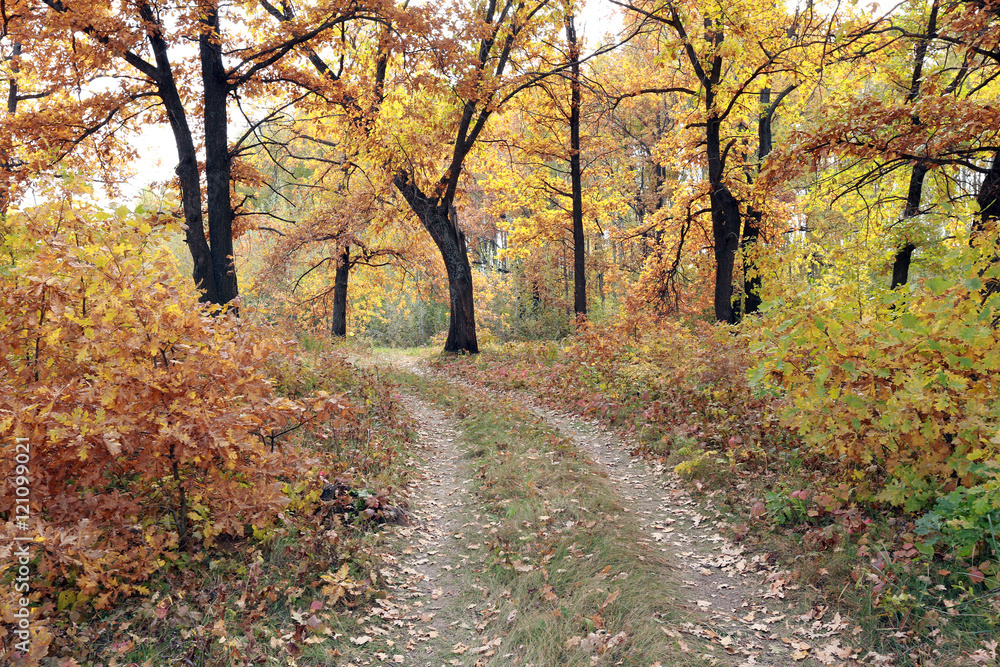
left=0, top=190, right=358, bottom=658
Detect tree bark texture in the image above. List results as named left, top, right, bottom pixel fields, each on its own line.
left=890, top=163, right=927, bottom=288
left=740, top=87, right=772, bottom=319
left=707, top=113, right=742, bottom=324
left=394, top=174, right=478, bottom=353
left=199, top=1, right=239, bottom=306
left=138, top=2, right=220, bottom=303
left=975, top=150, right=1000, bottom=299
left=891, top=1, right=937, bottom=289
left=331, top=247, right=350, bottom=337
left=566, top=13, right=586, bottom=318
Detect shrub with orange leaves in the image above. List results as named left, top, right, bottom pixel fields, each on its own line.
left=0, top=191, right=354, bottom=659
left=441, top=315, right=785, bottom=461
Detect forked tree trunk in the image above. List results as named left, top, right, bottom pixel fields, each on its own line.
left=331, top=247, right=350, bottom=337
left=394, top=173, right=478, bottom=353
left=137, top=1, right=220, bottom=302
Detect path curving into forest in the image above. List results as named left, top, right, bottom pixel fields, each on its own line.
left=364, top=352, right=872, bottom=667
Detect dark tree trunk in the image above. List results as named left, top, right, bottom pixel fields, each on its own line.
left=686, top=18, right=742, bottom=324
left=975, top=150, right=1000, bottom=299
left=889, top=170, right=928, bottom=286
left=331, top=247, right=350, bottom=337
left=394, top=174, right=478, bottom=353
left=740, top=87, right=773, bottom=319
left=707, top=113, right=742, bottom=324
left=1, top=43, right=21, bottom=215
left=566, top=13, right=586, bottom=318
left=741, top=210, right=763, bottom=316
left=138, top=2, right=219, bottom=302
left=976, top=150, right=1000, bottom=230
left=199, top=1, right=239, bottom=306
left=891, top=243, right=917, bottom=289
left=890, top=164, right=928, bottom=288
left=891, top=2, right=937, bottom=289
left=711, top=187, right=742, bottom=324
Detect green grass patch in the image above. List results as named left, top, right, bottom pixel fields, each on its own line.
left=395, top=365, right=707, bottom=666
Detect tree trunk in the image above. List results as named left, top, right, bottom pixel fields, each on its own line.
left=1, top=42, right=21, bottom=215
left=741, top=210, right=763, bottom=316
left=707, top=114, right=742, bottom=324
left=199, top=1, right=239, bottom=306
left=740, top=87, right=773, bottom=319
left=566, top=12, right=586, bottom=318
left=891, top=1, right=937, bottom=289
left=975, top=150, right=1000, bottom=299
left=138, top=2, right=220, bottom=303
left=890, top=242, right=917, bottom=289
left=394, top=173, right=478, bottom=353
left=890, top=164, right=927, bottom=288
left=711, top=189, right=742, bottom=324
left=331, top=247, right=349, bottom=337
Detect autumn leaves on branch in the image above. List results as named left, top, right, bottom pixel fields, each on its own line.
left=3, top=0, right=1000, bottom=349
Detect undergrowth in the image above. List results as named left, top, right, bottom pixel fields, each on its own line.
left=433, top=315, right=1000, bottom=665
left=0, top=198, right=415, bottom=665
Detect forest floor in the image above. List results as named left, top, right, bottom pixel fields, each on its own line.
left=340, top=350, right=881, bottom=667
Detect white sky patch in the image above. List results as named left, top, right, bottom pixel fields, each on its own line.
left=578, top=0, right=625, bottom=49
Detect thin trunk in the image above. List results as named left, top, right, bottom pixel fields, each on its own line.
left=890, top=163, right=928, bottom=288
left=740, top=87, right=772, bottom=319
left=891, top=0, right=938, bottom=289
left=331, top=247, right=349, bottom=337
left=741, top=210, right=762, bottom=317
left=563, top=244, right=569, bottom=309
left=5, top=44, right=17, bottom=115
left=200, top=1, right=238, bottom=306
left=1, top=43, right=20, bottom=215
left=566, top=12, right=585, bottom=318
